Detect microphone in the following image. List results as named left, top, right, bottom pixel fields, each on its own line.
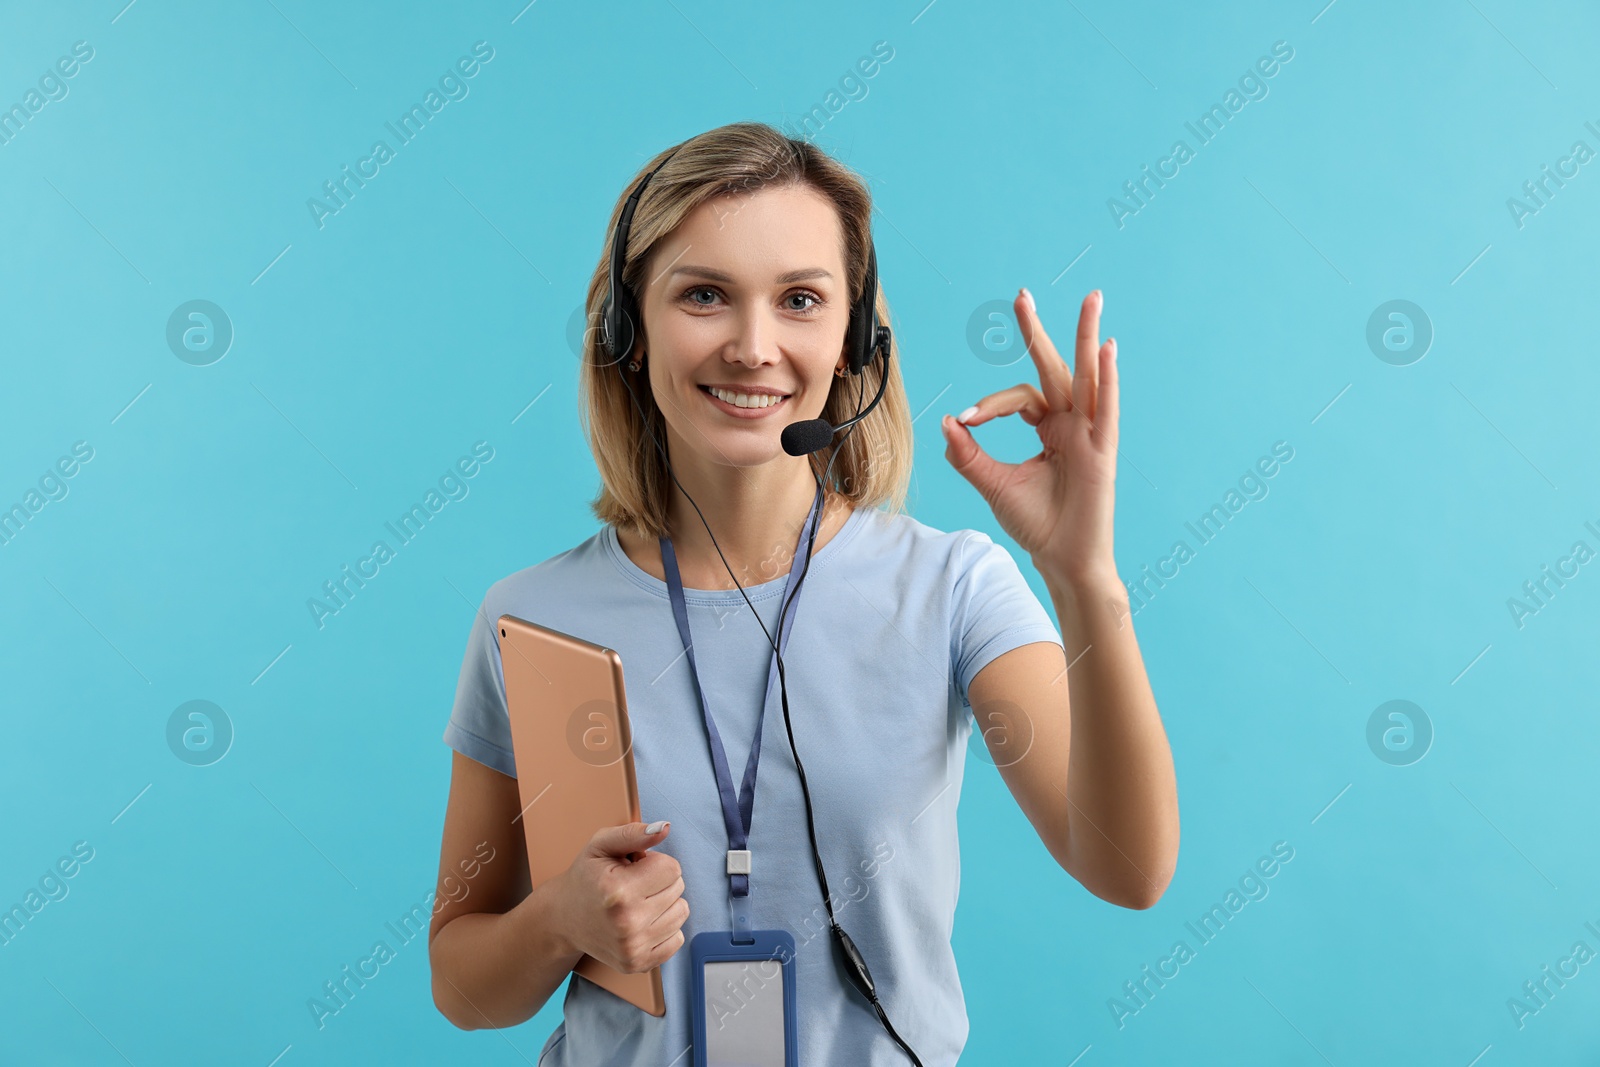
left=781, top=344, right=892, bottom=457
left=780, top=419, right=836, bottom=457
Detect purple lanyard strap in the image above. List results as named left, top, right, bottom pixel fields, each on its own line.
left=659, top=483, right=824, bottom=905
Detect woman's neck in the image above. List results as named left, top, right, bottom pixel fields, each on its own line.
left=620, top=455, right=853, bottom=590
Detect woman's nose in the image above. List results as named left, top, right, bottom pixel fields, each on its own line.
left=729, top=307, right=780, bottom=365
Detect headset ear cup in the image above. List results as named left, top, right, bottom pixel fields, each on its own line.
left=848, top=243, right=881, bottom=376
left=844, top=300, right=865, bottom=376
left=611, top=288, right=638, bottom=368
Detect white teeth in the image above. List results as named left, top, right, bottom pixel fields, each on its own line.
left=708, top=387, right=785, bottom=409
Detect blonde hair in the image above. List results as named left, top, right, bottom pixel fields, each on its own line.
left=579, top=122, right=913, bottom=540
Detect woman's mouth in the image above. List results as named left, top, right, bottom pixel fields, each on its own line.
left=698, top=384, right=791, bottom=419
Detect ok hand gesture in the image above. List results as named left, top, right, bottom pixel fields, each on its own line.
left=940, top=288, right=1119, bottom=585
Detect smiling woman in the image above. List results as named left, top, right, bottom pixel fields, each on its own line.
left=581, top=133, right=913, bottom=548
left=428, top=121, right=1176, bottom=1067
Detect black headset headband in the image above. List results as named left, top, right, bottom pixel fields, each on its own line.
left=600, top=141, right=888, bottom=378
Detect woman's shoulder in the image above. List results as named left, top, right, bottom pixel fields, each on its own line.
left=852, top=506, right=1014, bottom=573
left=857, top=505, right=1000, bottom=548
left=477, top=527, right=616, bottom=611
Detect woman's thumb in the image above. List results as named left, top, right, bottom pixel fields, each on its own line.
left=941, top=414, right=1001, bottom=495
left=591, top=819, right=670, bottom=858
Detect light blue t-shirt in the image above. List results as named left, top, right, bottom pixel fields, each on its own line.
left=443, top=504, right=1062, bottom=1066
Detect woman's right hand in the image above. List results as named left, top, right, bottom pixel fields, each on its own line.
left=549, top=821, right=689, bottom=974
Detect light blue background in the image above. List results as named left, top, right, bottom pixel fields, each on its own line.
left=3, top=1, right=1597, bottom=1063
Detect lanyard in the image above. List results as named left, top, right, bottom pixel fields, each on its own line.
left=659, top=484, right=823, bottom=921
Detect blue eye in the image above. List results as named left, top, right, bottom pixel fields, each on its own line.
left=678, top=286, right=825, bottom=316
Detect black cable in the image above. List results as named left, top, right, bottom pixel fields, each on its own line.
left=619, top=354, right=923, bottom=1066
left=767, top=372, right=928, bottom=1067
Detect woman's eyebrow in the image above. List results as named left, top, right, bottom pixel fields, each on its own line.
left=669, top=265, right=834, bottom=284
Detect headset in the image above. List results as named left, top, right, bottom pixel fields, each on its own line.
left=599, top=140, right=922, bottom=1066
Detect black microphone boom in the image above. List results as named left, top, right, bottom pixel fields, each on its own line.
left=781, top=339, right=892, bottom=457
left=780, top=419, right=836, bottom=457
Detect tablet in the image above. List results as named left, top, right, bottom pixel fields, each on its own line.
left=497, top=612, right=666, bottom=1017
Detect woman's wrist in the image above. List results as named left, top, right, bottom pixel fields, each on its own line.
left=1031, top=552, right=1122, bottom=597
left=516, top=871, right=585, bottom=967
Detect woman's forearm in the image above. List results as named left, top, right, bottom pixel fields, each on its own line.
left=430, top=876, right=583, bottom=1030
left=1039, top=560, right=1180, bottom=908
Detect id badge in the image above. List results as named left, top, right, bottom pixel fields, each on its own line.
left=689, top=929, right=798, bottom=1067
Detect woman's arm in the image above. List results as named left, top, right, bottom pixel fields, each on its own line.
left=942, top=286, right=1178, bottom=909
left=428, top=751, right=690, bottom=1029
left=966, top=569, right=1178, bottom=910
left=428, top=751, right=582, bottom=1029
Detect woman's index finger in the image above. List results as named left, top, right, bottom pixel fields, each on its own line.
left=1016, top=288, right=1073, bottom=412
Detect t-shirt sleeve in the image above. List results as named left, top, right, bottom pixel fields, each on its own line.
left=442, top=593, right=519, bottom=778
left=949, top=530, right=1063, bottom=707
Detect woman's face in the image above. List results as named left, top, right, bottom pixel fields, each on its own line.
left=636, top=183, right=852, bottom=471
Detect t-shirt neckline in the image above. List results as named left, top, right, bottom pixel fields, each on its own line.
left=603, top=505, right=871, bottom=603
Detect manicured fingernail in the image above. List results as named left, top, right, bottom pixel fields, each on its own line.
left=957, top=406, right=979, bottom=423
left=646, top=820, right=667, bottom=834
left=1021, top=287, right=1036, bottom=313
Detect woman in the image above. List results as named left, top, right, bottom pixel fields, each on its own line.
left=428, top=121, right=1178, bottom=1065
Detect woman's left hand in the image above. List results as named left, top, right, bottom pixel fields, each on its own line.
left=940, top=288, right=1119, bottom=586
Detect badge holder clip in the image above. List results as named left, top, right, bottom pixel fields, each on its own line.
left=690, top=928, right=799, bottom=1067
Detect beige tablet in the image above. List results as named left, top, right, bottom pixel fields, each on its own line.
left=497, top=612, right=666, bottom=1017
